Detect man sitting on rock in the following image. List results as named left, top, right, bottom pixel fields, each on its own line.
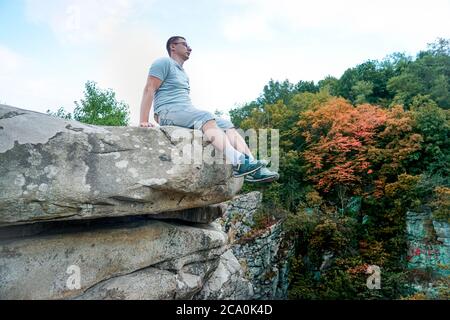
left=139, top=36, right=278, bottom=183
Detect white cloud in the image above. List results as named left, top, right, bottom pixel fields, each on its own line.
left=96, top=26, right=166, bottom=126
left=18, top=0, right=162, bottom=125
left=24, top=0, right=152, bottom=45
left=222, top=12, right=274, bottom=42
left=0, top=46, right=26, bottom=74
left=281, top=0, right=450, bottom=44
left=221, top=0, right=450, bottom=49
left=187, top=48, right=334, bottom=117
left=0, top=44, right=82, bottom=111
left=213, top=0, right=450, bottom=117
left=4, top=0, right=450, bottom=126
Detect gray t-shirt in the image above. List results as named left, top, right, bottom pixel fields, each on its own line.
left=148, top=57, right=192, bottom=113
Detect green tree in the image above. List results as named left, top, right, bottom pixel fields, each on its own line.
left=294, top=80, right=319, bottom=94
left=426, top=38, right=450, bottom=56
left=229, top=101, right=260, bottom=128
left=351, top=80, right=374, bottom=104
left=231, top=40, right=450, bottom=299
left=318, top=76, right=339, bottom=96
left=257, top=79, right=295, bottom=105
left=339, top=59, right=400, bottom=106
left=388, top=38, right=450, bottom=109
left=253, top=79, right=319, bottom=108
left=46, top=106, right=72, bottom=120
left=410, top=96, right=450, bottom=175
left=73, top=81, right=130, bottom=126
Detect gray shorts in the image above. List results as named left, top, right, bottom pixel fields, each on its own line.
left=156, top=105, right=234, bottom=130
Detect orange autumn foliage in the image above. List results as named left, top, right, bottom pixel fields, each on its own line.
left=369, top=105, right=423, bottom=197
left=297, top=98, right=388, bottom=193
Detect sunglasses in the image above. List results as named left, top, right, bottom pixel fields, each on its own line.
left=173, top=42, right=191, bottom=49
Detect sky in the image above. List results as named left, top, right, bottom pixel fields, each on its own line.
left=1, top=0, right=450, bottom=125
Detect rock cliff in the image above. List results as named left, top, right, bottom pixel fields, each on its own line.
left=0, top=104, right=252, bottom=300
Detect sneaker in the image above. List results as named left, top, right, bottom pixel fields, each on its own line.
left=259, top=159, right=271, bottom=167
left=232, top=156, right=264, bottom=177
left=244, top=167, right=279, bottom=183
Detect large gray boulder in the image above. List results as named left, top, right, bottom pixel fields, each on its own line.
left=0, top=104, right=242, bottom=226
left=0, top=217, right=228, bottom=299
left=0, top=216, right=256, bottom=300
left=195, top=249, right=254, bottom=300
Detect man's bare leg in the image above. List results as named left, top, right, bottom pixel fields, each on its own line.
left=224, top=127, right=277, bottom=181
left=202, top=119, right=267, bottom=178
left=202, top=119, right=244, bottom=164
left=226, top=128, right=274, bottom=169
left=225, top=128, right=253, bottom=158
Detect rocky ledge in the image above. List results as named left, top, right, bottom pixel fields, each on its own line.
left=0, top=104, right=242, bottom=226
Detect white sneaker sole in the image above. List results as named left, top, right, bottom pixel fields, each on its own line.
left=232, top=164, right=263, bottom=178
left=244, top=174, right=279, bottom=183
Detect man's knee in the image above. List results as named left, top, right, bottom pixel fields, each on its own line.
left=201, top=119, right=217, bottom=132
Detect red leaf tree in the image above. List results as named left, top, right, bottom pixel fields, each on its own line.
left=297, top=98, right=388, bottom=195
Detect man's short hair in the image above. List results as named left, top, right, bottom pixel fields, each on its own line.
left=166, top=36, right=186, bottom=56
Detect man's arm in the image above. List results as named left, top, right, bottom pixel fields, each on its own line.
left=139, top=75, right=163, bottom=127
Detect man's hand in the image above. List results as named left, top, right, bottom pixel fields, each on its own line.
left=140, top=121, right=159, bottom=128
